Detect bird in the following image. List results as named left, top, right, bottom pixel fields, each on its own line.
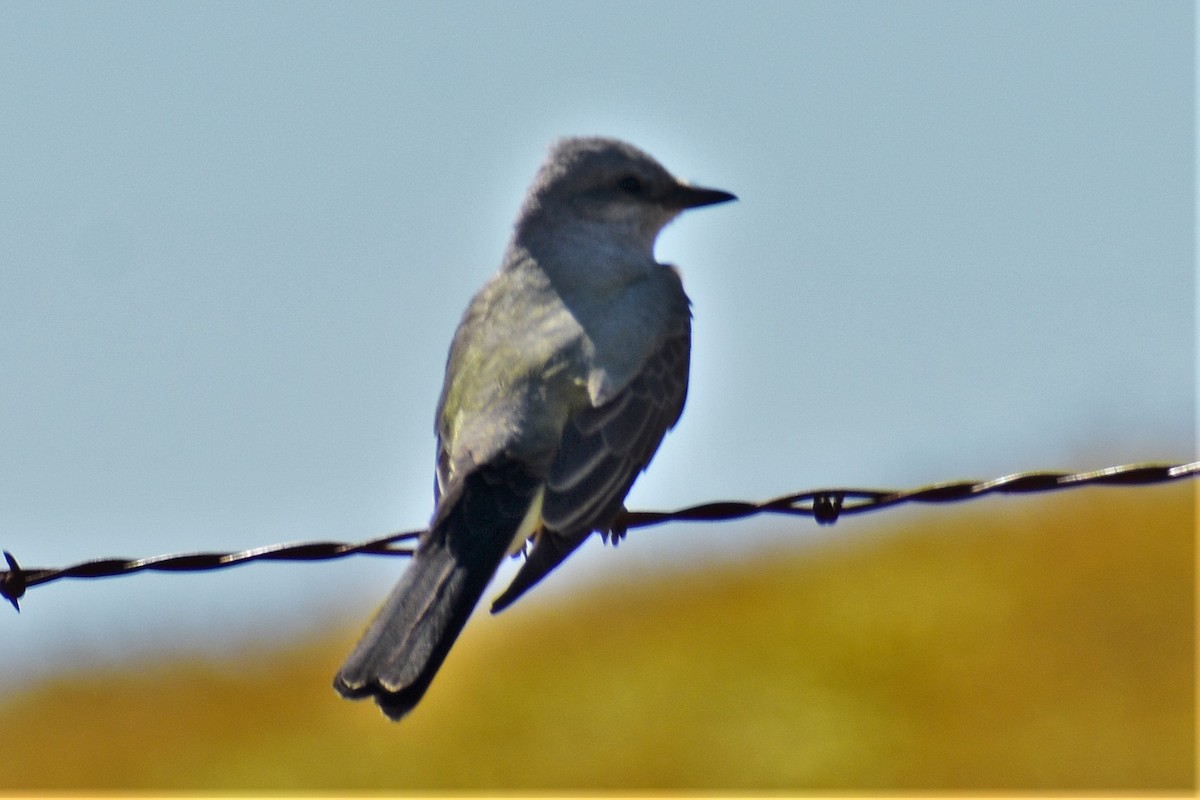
left=334, top=136, right=735, bottom=719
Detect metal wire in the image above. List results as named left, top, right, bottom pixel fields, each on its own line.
left=2, top=460, right=1195, bottom=611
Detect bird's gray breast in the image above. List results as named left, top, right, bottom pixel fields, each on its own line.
left=566, top=269, right=689, bottom=407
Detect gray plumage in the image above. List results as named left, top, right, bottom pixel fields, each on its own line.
left=334, top=137, right=735, bottom=720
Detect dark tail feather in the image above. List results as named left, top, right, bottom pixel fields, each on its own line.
left=332, top=534, right=498, bottom=719
left=334, top=464, right=539, bottom=720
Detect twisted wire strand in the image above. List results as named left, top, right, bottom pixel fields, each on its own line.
left=2, top=460, right=1195, bottom=611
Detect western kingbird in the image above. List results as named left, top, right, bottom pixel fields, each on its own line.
left=334, top=137, right=735, bottom=719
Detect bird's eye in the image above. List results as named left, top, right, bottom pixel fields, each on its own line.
left=616, top=175, right=644, bottom=195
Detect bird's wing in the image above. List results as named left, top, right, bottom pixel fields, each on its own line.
left=489, top=329, right=690, bottom=612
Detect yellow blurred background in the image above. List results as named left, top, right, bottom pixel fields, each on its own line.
left=0, top=483, right=1192, bottom=791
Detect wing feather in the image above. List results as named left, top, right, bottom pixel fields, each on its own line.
left=490, top=328, right=690, bottom=612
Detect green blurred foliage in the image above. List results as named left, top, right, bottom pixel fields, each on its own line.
left=1, top=484, right=1192, bottom=790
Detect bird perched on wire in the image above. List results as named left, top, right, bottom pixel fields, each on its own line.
left=334, top=137, right=736, bottom=719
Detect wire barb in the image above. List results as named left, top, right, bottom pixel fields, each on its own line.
left=2, top=460, right=1194, bottom=610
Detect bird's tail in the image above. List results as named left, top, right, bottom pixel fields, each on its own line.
left=333, top=463, right=541, bottom=720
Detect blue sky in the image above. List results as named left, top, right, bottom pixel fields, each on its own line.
left=0, top=2, right=1193, bottom=688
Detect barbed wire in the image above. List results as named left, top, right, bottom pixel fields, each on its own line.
left=2, top=460, right=1195, bottom=611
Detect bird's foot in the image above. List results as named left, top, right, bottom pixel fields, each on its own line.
left=600, top=507, right=630, bottom=546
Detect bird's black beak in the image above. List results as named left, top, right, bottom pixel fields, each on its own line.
left=662, top=182, right=737, bottom=210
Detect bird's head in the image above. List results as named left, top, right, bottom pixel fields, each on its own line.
left=516, top=137, right=736, bottom=257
